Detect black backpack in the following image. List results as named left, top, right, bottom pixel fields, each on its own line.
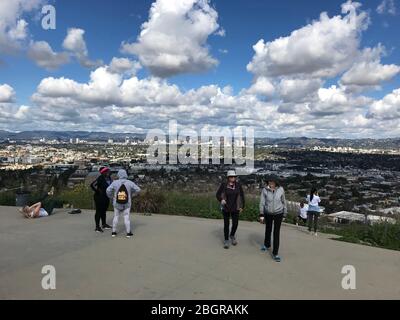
left=116, top=184, right=129, bottom=204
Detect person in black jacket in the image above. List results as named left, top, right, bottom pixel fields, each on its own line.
left=90, top=167, right=112, bottom=232
left=216, top=170, right=245, bottom=249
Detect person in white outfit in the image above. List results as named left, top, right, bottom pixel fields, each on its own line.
left=296, top=201, right=309, bottom=226
left=106, top=169, right=141, bottom=238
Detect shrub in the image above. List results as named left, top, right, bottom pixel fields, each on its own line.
left=320, top=220, right=400, bottom=251
left=0, top=190, right=16, bottom=206
left=56, top=184, right=94, bottom=210
left=133, top=188, right=166, bottom=213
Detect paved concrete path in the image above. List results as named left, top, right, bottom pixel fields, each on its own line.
left=0, top=206, right=399, bottom=300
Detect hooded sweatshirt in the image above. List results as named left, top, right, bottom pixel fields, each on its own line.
left=106, top=169, right=141, bottom=210
left=259, top=186, right=288, bottom=217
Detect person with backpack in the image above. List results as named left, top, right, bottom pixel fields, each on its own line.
left=216, top=170, right=245, bottom=249
left=106, top=169, right=141, bottom=238
left=306, top=188, right=321, bottom=236
left=90, top=166, right=112, bottom=233
left=259, top=175, right=287, bottom=262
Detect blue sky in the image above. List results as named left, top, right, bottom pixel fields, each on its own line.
left=0, top=0, right=400, bottom=138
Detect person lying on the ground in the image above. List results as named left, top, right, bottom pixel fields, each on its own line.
left=20, top=202, right=51, bottom=219
left=26, top=187, right=58, bottom=214
left=19, top=187, right=64, bottom=218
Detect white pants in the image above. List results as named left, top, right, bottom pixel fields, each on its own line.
left=112, top=207, right=131, bottom=233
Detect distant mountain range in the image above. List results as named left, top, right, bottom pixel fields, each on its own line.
left=0, top=130, right=399, bottom=149
left=0, top=130, right=146, bottom=142
left=255, top=137, right=400, bottom=149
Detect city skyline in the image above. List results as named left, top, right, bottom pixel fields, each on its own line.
left=1, top=0, right=400, bottom=138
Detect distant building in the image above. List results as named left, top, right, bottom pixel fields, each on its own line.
left=328, top=211, right=396, bottom=225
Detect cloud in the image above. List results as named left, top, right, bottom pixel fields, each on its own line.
left=25, top=64, right=377, bottom=138
left=121, top=0, right=223, bottom=77
left=247, top=1, right=369, bottom=79
left=367, top=88, right=400, bottom=120
left=341, top=45, right=400, bottom=87
left=108, top=57, right=141, bottom=75
left=62, top=28, right=102, bottom=68
left=377, top=0, right=396, bottom=15
left=0, top=85, right=32, bottom=125
left=278, top=78, right=323, bottom=103
left=0, top=84, right=16, bottom=103
left=309, top=85, right=369, bottom=116
left=6, top=63, right=395, bottom=138
left=247, top=77, right=275, bottom=97
left=0, top=0, right=45, bottom=53
left=29, top=65, right=268, bottom=132
left=0, top=103, right=33, bottom=125
left=28, top=41, right=70, bottom=71
left=2, top=0, right=400, bottom=139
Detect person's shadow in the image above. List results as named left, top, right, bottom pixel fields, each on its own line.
left=210, top=227, right=225, bottom=245
left=248, top=232, right=264, bottom=250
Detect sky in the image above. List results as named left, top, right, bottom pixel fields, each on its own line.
left=0, top=0, right=400, bottom=138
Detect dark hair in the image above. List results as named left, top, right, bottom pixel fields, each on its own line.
left=265, top=175, right=280, bottom=187
left=310, top=188, right=317, bottom=202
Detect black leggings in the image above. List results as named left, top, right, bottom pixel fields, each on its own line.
left=94, top=196, right=109, bottom=228
left=307, top=211, right=320, bottom=232
left=264, top=214, right=283, bottom=256
left=223, top=211, right=239, bottom=241
left=36, top=193, right=57, bottom=215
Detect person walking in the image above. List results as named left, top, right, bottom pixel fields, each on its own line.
left=259, top=175, right=287, bottom=262
left=216, top=170, right=245, bottom=249
left=307, top=188, right=321, bottom=236
left=90, top=167, right=112, bottom=233
left=106, top=169, right=141, bottom=238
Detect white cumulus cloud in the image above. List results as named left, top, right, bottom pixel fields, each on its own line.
left=0, top=0, right=45, bottom=53
left=28, top=41, right=70, bottom=71
left=368, top=88, right=400, bottom=120
left=247, top=1, right=369, bottom=79
left=0, top=84, right=16, bottom=103
left=62, top=28, right=102, bottom=68
left=341, top=45, right=400, bottom=87
left=121, top=0, right=223, bottom=77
